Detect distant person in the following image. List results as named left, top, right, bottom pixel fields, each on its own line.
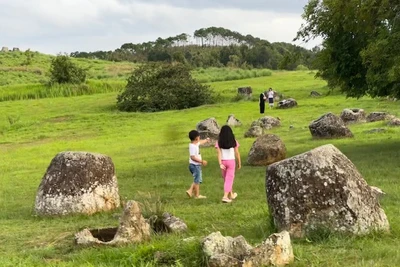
left=267, top=88, right=275, bottom=108
left=259, top=91, right=267, bottom=114
left=186, top=130, right=210, bottom=199
left=215, top=125, right=241, bottom=203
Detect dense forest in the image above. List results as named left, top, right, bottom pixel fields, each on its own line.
left=70, top=27, right=318, bottom=70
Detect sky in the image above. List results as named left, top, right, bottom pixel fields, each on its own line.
left=0, top=0, right=320, bottom=55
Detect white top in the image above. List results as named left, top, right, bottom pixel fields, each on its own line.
left=215, top=141, right=240, bottom=160
left=189, top=143, right=202, bottom=165
left=267, top=91, right=274, bottom=98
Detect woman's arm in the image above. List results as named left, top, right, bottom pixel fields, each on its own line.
left=216, top=147, right=226, bottom=170
left=234, top=147, right=241, bottom=169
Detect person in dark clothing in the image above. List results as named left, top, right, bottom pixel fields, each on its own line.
left=259, top=92, right=266, bottom=114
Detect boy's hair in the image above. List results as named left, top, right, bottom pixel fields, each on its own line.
left=189, top=130, right=200, bottom=141
left=218, top=125, right=236, bottom=149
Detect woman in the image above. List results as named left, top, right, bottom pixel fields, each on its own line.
left=215, top=125, right=241, bottom=203
left=267, top=88, right=275, bottom=108
left=259, top=91, right=266, bottom=114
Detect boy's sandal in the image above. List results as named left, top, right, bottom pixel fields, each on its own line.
left=186, top=190, right=192, bottom=198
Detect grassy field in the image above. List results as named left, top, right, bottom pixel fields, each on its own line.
left=0, top=51, right=273, bottom=102
left=0, top=71, right=400, bottom=266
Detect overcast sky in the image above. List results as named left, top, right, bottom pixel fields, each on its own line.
left=0, top=0, right=320, bottom=55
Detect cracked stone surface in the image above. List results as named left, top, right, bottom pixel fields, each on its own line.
left=35, top=151, right=120, bottom=216
left=309, top=113, right=353, bottom=139
left=247, top=134, right=286, bottom=166
left=266, top=144, right=389, bottom=238
left=75, top=200, right=151, bottom=246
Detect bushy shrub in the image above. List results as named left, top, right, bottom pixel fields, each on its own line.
left=49, top=55, right=86, bottom=84
left=117, top=63, right=213, bottom=112
left=296, top=64, right=310, bottom=71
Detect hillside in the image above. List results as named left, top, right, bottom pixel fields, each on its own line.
left=0, top=51, right=135, bottom=86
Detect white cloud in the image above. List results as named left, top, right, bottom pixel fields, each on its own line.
left=0, top=0, right=320, bottom=54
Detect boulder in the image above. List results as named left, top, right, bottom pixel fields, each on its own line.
left=388, top=117, right=400, bottom=126
left=202, top=232, right=253, bottom=260
left=244, top=126, right=263, bottom=138
left=1, top=46, right=8, bottom=52
left=252, top=116, right=281, bottom=130
left=227, top=114, right=242, bottom=127
left=202, top=231, right=294, bottom=267
left=237, top=87, right=252, bottom=97
left=366, top=112, right=388, bottom=122
left=278, top=98, right=297, bottom=109
left=309, top=113, right=353, bottom=139
left=161, top=212, right=188, bottom=233
left=196, top=118, right=220, bottom=146
left=35, top=151, right=120, bottom=216
left=75, top=200, right=151, bottom=246
left=266, top=144, right=390, bottom=238
left=310, top=91, right=321, bottom=97
left=12, top=47, right=20, bottom=52
left=243, top=231, right=294, bottom=267
left=247, top=134, right=286, bottom=166
left=340, top=108, right=366, bottom=124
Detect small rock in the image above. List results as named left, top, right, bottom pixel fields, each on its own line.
left=237, top=87, right=252, bottom=97
left=162, top=212, right=188, bottom=233
left=244, top=126, right=264, bottom=138
left=340, top=108, right=366, bottom=124
left=227, top=114, right=242, bottom=127
left=278, top=98, right=297, bottom=109
left=366, top=112, right=389, bottom=122
left=251, top=116, right=281, bottom=130
left=310, top=91, right=321, bottom=97
left=243, top=231, right=294, bottom=267
left=388, top=117, right=400, bottom=126
left=202, top=232, right=253, bottom=260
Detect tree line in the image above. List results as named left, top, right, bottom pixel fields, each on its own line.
left=297, top=0, right=400, bottom=98
left=70, top=27, right=318, bottom=70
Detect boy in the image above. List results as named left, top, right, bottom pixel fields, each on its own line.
left=186, top=130, right=210, bottom=199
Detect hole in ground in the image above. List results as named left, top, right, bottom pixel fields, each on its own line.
left=89, top=227, right=118, bottom=242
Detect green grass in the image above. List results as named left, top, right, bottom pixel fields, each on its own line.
left=0, top=80, right=126, bottom=102
left=192, top=67, right=272, bottom=83
left=0, top=51, right=136, bottom=86
left=0, top=71, right=400, bottom=266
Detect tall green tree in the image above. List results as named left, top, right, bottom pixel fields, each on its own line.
left=297, top=0, right=400, bottom=98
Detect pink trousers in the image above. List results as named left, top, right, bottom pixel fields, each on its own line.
left=221, top=160, right=236, bottom=192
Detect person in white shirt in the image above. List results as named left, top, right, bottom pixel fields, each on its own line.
left=215, top=125, right=241, bottom=203
left=267, top=88, right=275, bottom=108
left=186, top=130, right=210, bottom=199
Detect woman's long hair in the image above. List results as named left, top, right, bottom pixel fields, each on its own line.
left=218, top=125, right=236, bottom=149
